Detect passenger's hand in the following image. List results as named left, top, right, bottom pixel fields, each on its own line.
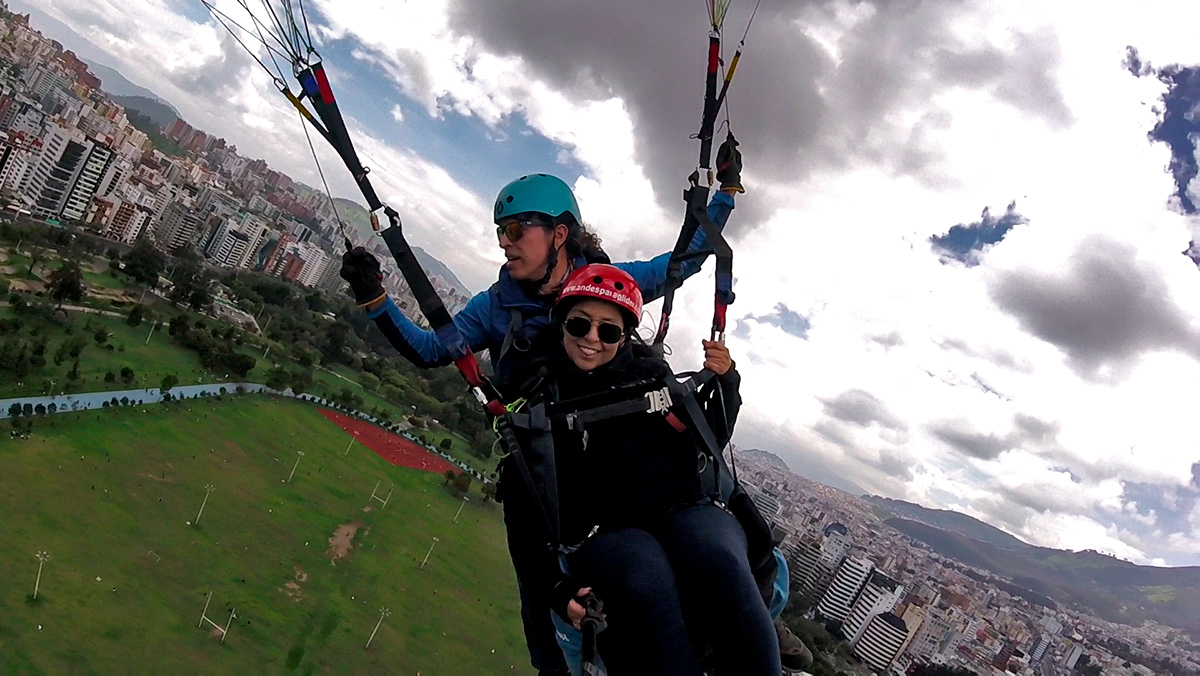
left=702, top=340, right=733, bottom=375
left=567, top=587, right=591, bottom=629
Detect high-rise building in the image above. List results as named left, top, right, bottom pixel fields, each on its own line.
left=155, top=202, right=203, bottom=253
left=905, top=607, right=953, bottom=662
left=819, top=523, right=851, bottom=568
left=851, top=612, right=908, bottom=672
left=750, top=488, right=782, bottom=520
left=844, top=571, right=904, bottom=643
left=1064, top=644, right=1084, bottom=669
left=59, top=140, right=114, bottom=221
left=211, top=229, right=252, bottom=269
left=102, top=200, right=152, bottom=244
left=1029, top=634, right=1050, bottom=661
left=817, top=556, right=873, bottom=623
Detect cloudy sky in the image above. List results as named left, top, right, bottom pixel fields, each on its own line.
left=23, top=0, right=1200, bottom=566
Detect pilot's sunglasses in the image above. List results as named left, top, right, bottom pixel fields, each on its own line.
left=496, top=216, right=550, bottom=242
left=563, top=316, right=625, bottom=344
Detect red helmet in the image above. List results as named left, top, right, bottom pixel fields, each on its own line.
left=557, top=264, right=643, bottom=326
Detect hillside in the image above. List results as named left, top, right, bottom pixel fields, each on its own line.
left=113, top=94, right=178, bottom=129
left=739, top=448, right=790, bottom=471
left=865, top=495, right=1030, bottom=550
left=886, top=518, right=1200, bottom=633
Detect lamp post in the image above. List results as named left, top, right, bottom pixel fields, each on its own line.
left=365, top=607, right=390, bottom=649
left=452, top=496, right=469, bottom=523
left=419, top=537, right=440, bottom=570
left=194, top=484, right=215, bottom=525
left=33, top=551, right=49, bottom=600
left=343, top=433, right=358, bottom=456
left=286, top=451, right=304, bottom=483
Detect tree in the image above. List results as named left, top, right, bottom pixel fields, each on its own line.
left=104, top=371, right=116, bottom=382
left=66, top=335, right=87, bottom=358
left=67, top=360, right=80, bottom=381
left=442, top=469, right=456, bottom=486
left=439, top=438, right=453, bottom=451
left=126, top=303, right=146, bottom=327
left=168, top=251, right=212, bottom=310
left=359, top=372, right=380, bottom=391
left=48, top=260, right=84, bottom=308
left=122, top=239, right=165, bottom=287
left=8, top=403, right=20, bottom=418
left=161, top=374, right=179, bottom=393
left=168, top=314, right=189, bottom=336
left=120, top=366, right=135, bottom=385
left=480, top=481, right=497, bottom=503
left=451, top=471, right=472, bottom=497
left=94, top=327, right=109, bottom=345
left=290, top=369, right=313, bottom=396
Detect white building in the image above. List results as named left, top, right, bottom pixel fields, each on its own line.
left=852, top=612, right=908, bottom=672
left=817, top=556, right=873, bottom=623
left=844, top=571, right=904, bottom=644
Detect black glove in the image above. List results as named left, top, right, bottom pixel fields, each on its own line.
left=715, top=131, right=744, bottom=194
left=339, top=247, right=385, bottom=305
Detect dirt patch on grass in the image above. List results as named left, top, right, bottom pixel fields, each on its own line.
left=282, top=581, right=304, bottom=602
left=362, top=505, right=374, bottom=513
left=325, top=522, right=362, bottom=566
left=294, top=566, right=308, bottom=582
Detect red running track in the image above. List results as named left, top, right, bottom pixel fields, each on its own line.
left=318, top=408, right=460, bottom=475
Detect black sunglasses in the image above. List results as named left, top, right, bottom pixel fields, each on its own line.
left=563, top=316, right=625, bottom=344
left=496, top=216, right=550, bottom=242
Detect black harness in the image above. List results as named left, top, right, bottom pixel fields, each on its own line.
left=497, top=368, right=778, bottom=674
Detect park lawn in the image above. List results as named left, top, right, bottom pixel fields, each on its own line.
left=0, top=396, right=528, bottom=673
left=0, top=311, right=213, bottom=398
left=82, top=269, right=131, bottom=291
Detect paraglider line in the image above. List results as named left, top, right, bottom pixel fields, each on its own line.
left=247, top=0, right=300, bottom=61
left=243, top=0, right=292, bottom=85
left=292, top=97, right=348, bottom=249
left=228, top=0, right=297, bottom=62
left=203, top=1, right=293, bottom=74
left=296, top=0, right=317, bottom=56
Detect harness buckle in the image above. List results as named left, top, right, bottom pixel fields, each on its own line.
left=644, top=387, right=673, bottom=414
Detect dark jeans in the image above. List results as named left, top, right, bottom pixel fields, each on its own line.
left=568, top=504, right=781, bottom=675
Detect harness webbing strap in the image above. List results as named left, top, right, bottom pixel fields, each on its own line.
left=296, top=62, right=382, bottom=212
left=379, top=213, right=507, bottom=417
left=654, top=29, right=738, bottom=346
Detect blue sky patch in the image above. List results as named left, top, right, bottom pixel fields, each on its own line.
left=314, top=36, right=585, bottom=202
left=738, top=302, right=811, bottom=340
left=930, top=202, right=1027, bottom=266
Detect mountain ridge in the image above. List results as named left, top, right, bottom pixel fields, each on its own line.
left=865, top=495, right=1031, bottom=551
left=886, top=517, right=1200, bottom=633
left=111, top=94, right=178, bottom=129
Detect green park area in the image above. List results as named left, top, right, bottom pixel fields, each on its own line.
left=0, top=396, right=528, bottom=672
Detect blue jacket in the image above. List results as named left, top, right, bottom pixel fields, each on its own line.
left=369, top=191, right=733, bottom=392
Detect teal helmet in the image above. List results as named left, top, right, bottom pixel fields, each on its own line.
left=493, top=174, right=582, bottom=225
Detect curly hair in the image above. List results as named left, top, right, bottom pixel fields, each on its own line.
left=561, top=219, right=609, bottom=264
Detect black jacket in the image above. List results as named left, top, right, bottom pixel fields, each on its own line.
left=498, top=343, right=742, bottom=617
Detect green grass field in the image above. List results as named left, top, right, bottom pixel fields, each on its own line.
left=0, top=396, right=528, bottom=673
